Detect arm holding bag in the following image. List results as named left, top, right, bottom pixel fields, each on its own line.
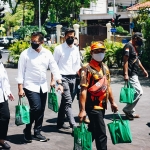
left=48, top=87, right=59, bottom=113
left=120, top=81, right=135, bottom=104
left=74, top=123, right=92, bottom=150
left=107, top=112, right=132, bottom=144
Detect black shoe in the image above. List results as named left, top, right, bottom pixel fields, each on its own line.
left=33, top=133, right=47, bottom=142
left=0, top=141, right=11, bottom=149
left=123, top=110, right=134, bottom=120
left=23, top=129, right=32, bottom=143
left=57, top=123, right=70, bottom=129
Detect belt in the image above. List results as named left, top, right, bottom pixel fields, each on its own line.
left=62, top=74, right=77, bottom=78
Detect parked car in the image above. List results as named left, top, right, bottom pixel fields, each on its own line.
left=0, top=36, right=15, bottom=47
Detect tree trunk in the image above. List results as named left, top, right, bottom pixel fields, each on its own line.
left=33, top=1, right=39, bottom=26
left=41, top=1, right=50, bottom=25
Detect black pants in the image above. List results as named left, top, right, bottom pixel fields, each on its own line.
left=86, top=109, right=107, bottom=150
left=0, top=101, right=10, bottom=139
left=24, top=88, right=47, bottom=134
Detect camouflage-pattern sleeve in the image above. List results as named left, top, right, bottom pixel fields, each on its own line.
left=79, top=67, right=88, bottom=87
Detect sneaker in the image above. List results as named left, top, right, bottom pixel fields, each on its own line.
left=123, top=110, right=134, bottom=120
left=34, top=133, right=47, bottom=142
left=57, top=123, right=70, bottom=130
left=0, top=141, right=11, bottom=149
left=23, top=129, right=32, bottom=143
left=133, top=114, right=140, bottom=118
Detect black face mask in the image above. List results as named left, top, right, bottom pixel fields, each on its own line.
left=136, top=40, right=143, bottom=46
left=31, top=42, right=40, bottom=50
left=66, top=37, right=74, bottom=45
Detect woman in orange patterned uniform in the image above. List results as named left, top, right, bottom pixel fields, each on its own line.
left=78, top=41, right=118, bottom=150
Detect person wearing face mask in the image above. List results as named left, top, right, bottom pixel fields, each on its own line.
left=17, top=32, right=63, bottom=143
left=78, top=41, right=118, bottom=150
left=122, top=32, right=148, bottom=120
left=50, top=28, right=81, bottom=135
left=0, top=52, right=15, bottom=149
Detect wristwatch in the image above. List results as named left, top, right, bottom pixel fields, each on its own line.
left=57, top=82, right=63, bottom=86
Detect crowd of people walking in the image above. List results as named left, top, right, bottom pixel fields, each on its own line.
left=0, top=29, right=148, bottom=150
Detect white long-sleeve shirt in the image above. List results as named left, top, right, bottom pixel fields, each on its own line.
left=53, top=42, right=81, bottom=75
left=16, top=46, right=62, bottom=93
left=0, top=61, right=11, bottom=103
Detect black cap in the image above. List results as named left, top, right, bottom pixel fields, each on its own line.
left=65, top=28, right=75, bottom=36
left=132, top=32, right=145, bottom=41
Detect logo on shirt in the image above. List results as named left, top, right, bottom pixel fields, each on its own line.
left=95, top=82, right=101, bottom=87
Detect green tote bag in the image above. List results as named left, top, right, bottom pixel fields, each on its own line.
left=74, top=123, right=92, bottom=150
left=48, top=87, right=59, bottom=113
left=15, top=98, right=30, bottom=126
left=107, top=112, right=132, bottom=145
left=120, top=81, right=135, bottom=104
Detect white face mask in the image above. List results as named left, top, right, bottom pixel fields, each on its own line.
left=92, top=53, right=105, bottom=62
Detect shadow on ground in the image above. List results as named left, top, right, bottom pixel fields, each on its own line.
left=146, top=122, right=150, bottom=127
left=42, top=124, right=72, bottom=136
left=105, top=113, right=128, bottom=121
left=7, top=134, right=26, bottom=145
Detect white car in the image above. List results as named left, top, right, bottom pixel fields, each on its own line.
left=0, top=36, right=15, bottom=47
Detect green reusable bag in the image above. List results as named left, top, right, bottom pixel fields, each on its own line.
left=48, top=87, right=59, bottom=113
left=107, top=112, right=132, bottom=145
left=74, top=123, right=92, bottom=150
left=15, top=98, right=30, bottom=126
left=119, top=81, right=135, bottom=104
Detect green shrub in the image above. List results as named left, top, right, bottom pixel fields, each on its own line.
left=82, top=40, right=124, bottom=68
left=116, top=26, right=129, bottom=36
left=43, top=43, right=59, bottom=54
left=8, top=40, right=30, bottom=64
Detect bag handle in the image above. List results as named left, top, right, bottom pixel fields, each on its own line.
left=124, top=81, right=131, bottom=88
left=50, top=87, right=55, bottom=93
left=18, top=97, right=25, bottom=105
left=79, top=122, right=87, bottom=132
left=113, top=111, right=124, bottom=125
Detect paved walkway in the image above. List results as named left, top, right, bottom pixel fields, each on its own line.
left=1, top=68, right=150, bottom=150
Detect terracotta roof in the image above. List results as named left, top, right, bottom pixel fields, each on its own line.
left=127, top=1, right=150, bottom=11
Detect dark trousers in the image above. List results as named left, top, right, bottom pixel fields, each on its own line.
left=86, top=109, right=107, bottom=150
left=0, top=101, right=10, bottom=139
left=24, top=88, right=47, bottom=134
left=57, top=75, right=76, bottom=128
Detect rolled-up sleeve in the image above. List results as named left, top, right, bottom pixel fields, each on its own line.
left=16, top=51, right=26, bottom=84
left=48, top=52, right=62, bottom=81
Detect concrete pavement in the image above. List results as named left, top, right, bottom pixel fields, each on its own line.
left=1, top=68, right=150, bottom=150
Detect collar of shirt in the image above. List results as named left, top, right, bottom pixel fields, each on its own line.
left=29, top=46, right=44, bottom=53
left=89, top=59, right=102, bottom=72
left=64, top=41, right=76, bottom=49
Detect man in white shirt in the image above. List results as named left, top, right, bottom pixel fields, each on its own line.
left=51, top=28, right=81, bottom=134
left=0, top=56, right=14, bottom=149
left=17, top=32, right=63, bottom=143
